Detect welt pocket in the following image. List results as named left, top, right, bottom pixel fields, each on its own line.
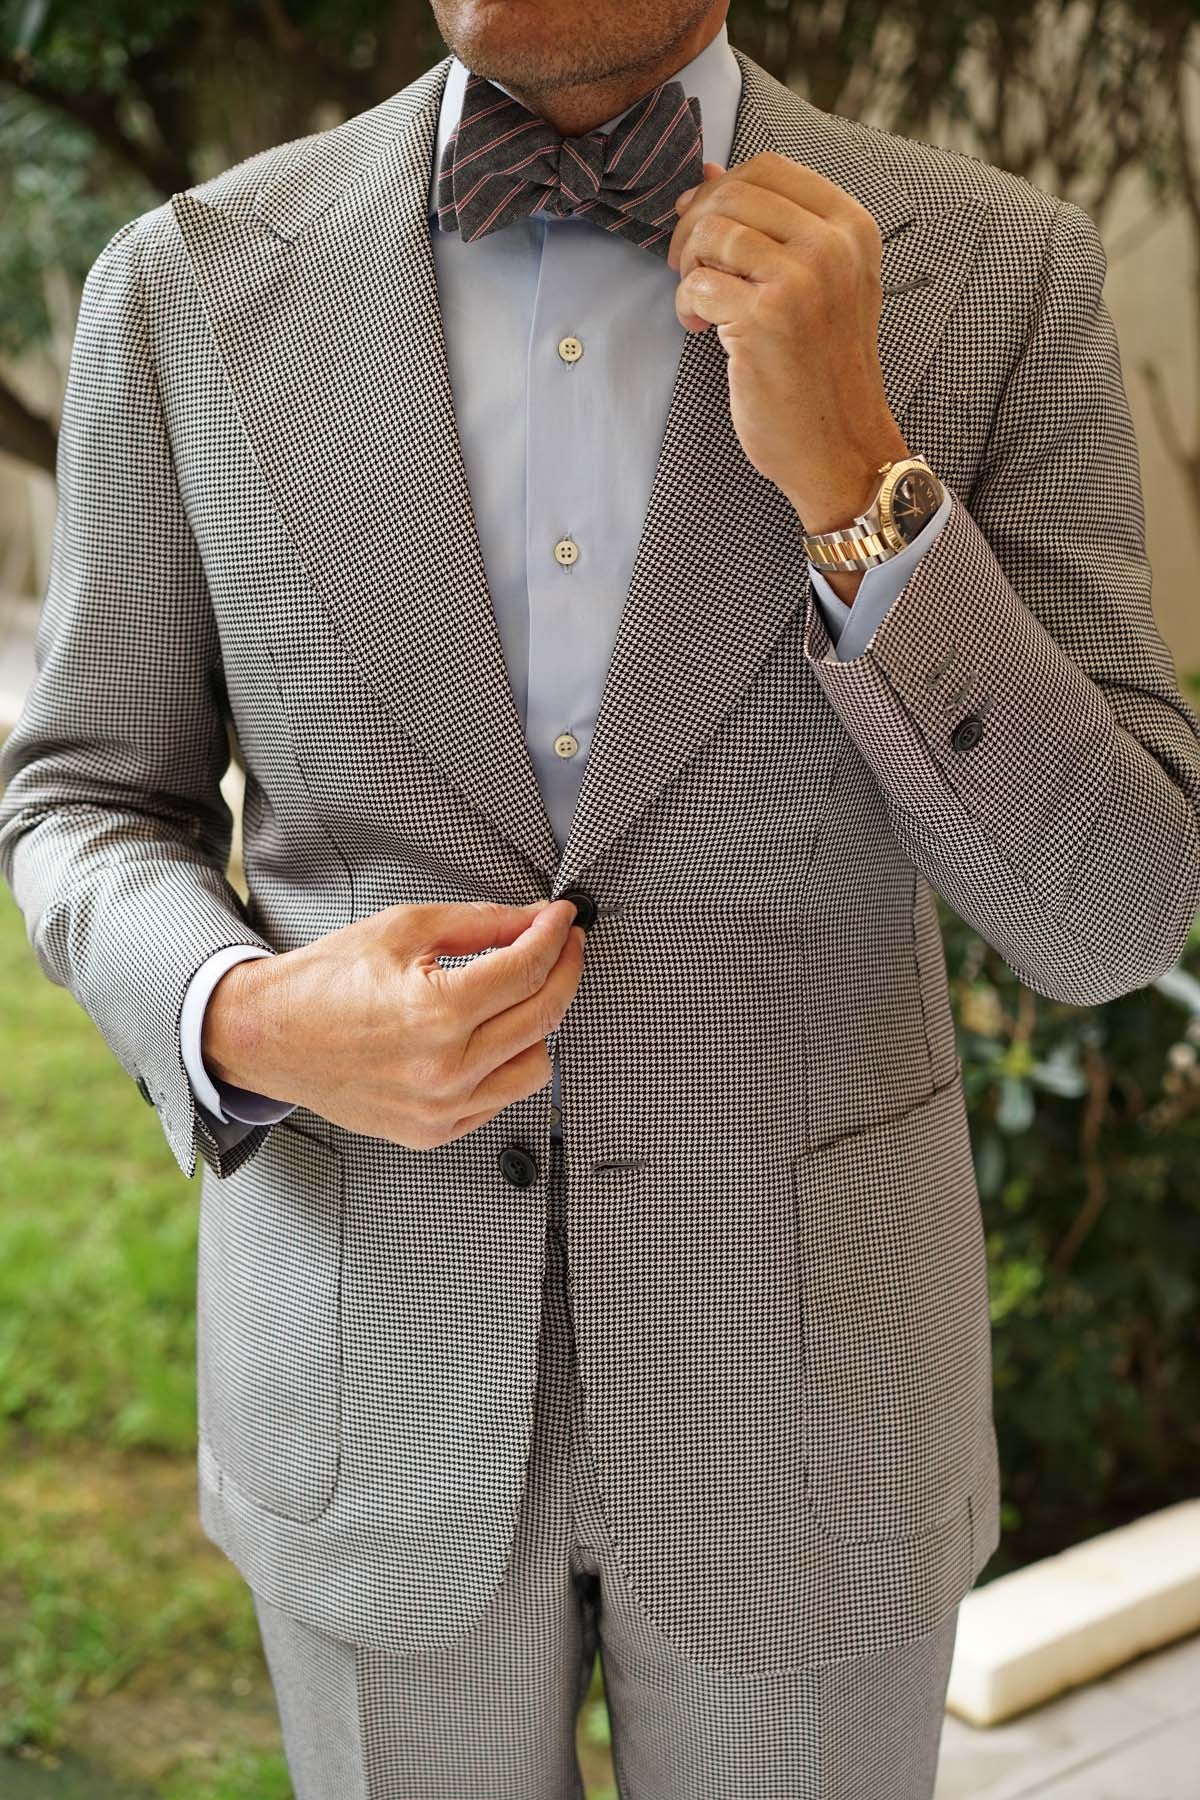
left=275, top=1113, right=337, bottom=1157
left=800, top=1077, right=963, bottom=1163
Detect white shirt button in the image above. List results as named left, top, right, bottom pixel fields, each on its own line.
left=554, top=537, right=579, bottom=567
left=557, top=336, right=583, bottom=364
left=553, top=732, right=579, bottom=759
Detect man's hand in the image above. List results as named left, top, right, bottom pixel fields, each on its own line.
left=666, top=151, right=910, bottom=539
left=201, top=899, right=585, bottom=1149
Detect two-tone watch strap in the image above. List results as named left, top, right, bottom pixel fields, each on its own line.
left=802, top=524, right=902, bottom=572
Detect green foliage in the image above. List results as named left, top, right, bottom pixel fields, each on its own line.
left=0, top=93, right=149, bottom=362
left=0, top=0, right=446, bottom=384
left=944, top=876, right=1200, bottom=1571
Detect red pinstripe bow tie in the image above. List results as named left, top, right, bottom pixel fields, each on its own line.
left=436, top=72, right=705, bottom=258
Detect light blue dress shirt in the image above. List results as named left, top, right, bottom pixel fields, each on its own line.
left=180, top=19, right=952, bottom=1147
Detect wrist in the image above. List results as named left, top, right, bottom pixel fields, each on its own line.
left=202, top=954, right=281, bottom=1091
left=786, top=430, right=911, bottom=538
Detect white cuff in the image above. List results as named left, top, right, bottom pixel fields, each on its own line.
left=808, top=487, right=954, bottom=661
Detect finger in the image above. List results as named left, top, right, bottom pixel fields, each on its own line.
left=412, top=898, right=555, bottom=956
left=669, top=159, right=725, bottom=226
left=676, top=262, right=757, bottom=332
left=436, top=1105, right=506, bottom=1144
left=723, top=151, right=863, bottom=225
left=453, top=1037, right=557, bottom=1128
left=676, top=215, right=790, bottom=287
left=668, top=177, right=799, bottom=272
left=439, top=898, right=581, bottom=1032
left=460, top=921, right=585, bottom=1079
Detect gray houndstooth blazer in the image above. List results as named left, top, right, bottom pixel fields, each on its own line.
left=2, top=42, right=1199, bottom=1677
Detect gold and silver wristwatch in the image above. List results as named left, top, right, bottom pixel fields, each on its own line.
left=801, top=455, right=945, bottom=573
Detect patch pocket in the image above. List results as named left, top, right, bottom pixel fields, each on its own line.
left=792, top=1074, right=992, bottom=1543
left=198, top=1121, right=343, bottom=1524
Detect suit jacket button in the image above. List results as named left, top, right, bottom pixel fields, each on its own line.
left=558, top=886, right=596, bottom=930
left=498, top=1144, right=539, bottom=1189
left=951, top=714, right=984, bottom=753
left=136, top=1075, right=154, bottom=1106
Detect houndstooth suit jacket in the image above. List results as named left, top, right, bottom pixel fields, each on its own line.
left=2, top=42, right=1199, bottom=1677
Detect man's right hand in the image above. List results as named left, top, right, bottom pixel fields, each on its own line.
left=200, top=899, right=586, bottom=1148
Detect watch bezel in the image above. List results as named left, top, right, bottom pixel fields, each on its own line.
left=876, top=456, right=944, bottom=552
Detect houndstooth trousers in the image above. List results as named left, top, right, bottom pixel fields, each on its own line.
left=250, top=1137, right=959, bottom=1799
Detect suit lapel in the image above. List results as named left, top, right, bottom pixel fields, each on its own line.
left=173, top=57, right=563, bottom=881
left=556, top=49, right=989, bottom=890
left=172, top=46, right=988, bottom=891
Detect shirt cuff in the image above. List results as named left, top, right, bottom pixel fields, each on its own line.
left=808, top=487, right=954, bottom=662
left=179, top=944, right=298, bottom=1126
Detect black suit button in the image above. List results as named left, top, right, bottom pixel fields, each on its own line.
left=498, top=1143, right=539, bottom=1189
left=558, top=886, right=596, bottom=930
left=951, top=715, right=984, bottom=753
left=136, top=1075, right=154, bottom=1106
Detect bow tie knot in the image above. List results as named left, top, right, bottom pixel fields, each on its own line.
left=437, top=72, right=704, bottom=257
left=552, top=133, right=603, bottom=207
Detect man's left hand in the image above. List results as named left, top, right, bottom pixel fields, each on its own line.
left=667, top=151, right=910, bottom=537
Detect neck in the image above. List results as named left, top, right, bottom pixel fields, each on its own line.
left=494, top=8, right=726, bottom=137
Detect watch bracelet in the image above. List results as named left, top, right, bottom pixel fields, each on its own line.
left=803, top=526, right=899, bottom=572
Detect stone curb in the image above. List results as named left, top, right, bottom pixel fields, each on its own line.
left=947, top=1498, right=1200, bottom=1726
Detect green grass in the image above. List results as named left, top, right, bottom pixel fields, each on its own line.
left=0, top=894, right=197, bottom=1455
left=0, top=888, right=615, bottom=1796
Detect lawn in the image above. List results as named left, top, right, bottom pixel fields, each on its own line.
left=0, top=889, right=615, bottom=1797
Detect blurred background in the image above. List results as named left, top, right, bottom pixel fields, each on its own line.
left=0, top=1, right=1198, bottom=1796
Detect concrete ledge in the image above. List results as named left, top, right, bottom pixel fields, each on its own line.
left=946, top=1498, right=1200, bottom=1726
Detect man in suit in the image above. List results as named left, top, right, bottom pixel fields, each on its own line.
left=3, top=0, right=1198, bottom=1791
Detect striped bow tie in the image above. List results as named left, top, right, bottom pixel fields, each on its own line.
left=436, top=72, right=704, bottom=258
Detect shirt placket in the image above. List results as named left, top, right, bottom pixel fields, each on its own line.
left=524, top=220, right=611, bottom=1140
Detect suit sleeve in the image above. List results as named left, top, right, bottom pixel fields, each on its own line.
left=0, top=216, right=281, bottom=1182
left=801, top=197, right=1200, bottom=1006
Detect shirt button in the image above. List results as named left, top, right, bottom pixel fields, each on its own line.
left=557, top=335, right=583, bottom=364
left=554, top=537, right=579, bottom=567
left=549, top=1103, right=562, bottom=1129
left=554, top=731, right=579, bottom=759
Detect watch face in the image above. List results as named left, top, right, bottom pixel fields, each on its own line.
left=885, top=465, right=943, bottom=544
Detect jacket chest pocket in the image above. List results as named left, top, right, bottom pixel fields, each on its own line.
left=791, top=1074, right=993, bottom=1543
left=198, top=1122, right=344, bottom=1524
